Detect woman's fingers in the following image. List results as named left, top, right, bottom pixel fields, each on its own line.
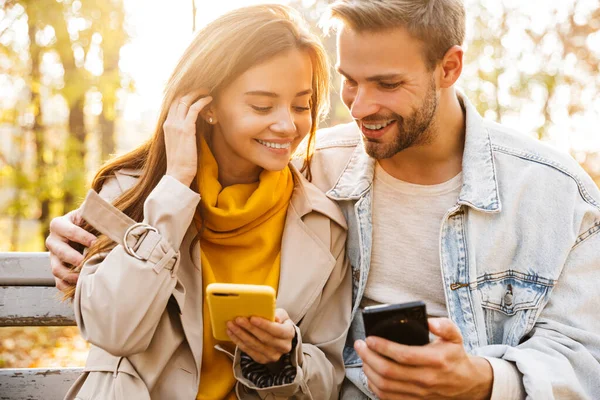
left=185, top=96, right=213, bottom=125
left=237, top=318, right=293, bottom=354
left=177, top=89, right=211, bottom=120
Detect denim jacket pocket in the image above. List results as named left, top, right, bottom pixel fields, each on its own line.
left=476, top=270, right=554, bottom=346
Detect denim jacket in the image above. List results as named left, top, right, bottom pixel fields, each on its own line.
left=305, top=93, right=600, bottom=399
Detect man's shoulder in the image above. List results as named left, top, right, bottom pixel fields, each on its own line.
left=486, top=120, right=600, bottom=208
left=314, top=121, right=362, bottom=150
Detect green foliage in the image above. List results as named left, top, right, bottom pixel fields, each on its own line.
left=0, top=0, right=130, bottom=250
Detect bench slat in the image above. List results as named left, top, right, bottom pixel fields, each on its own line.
left=0, top=367, right=82, bottom=400
left=0, top=252, right=54, bottom=286
left=0, top=286, right=75, bottom=326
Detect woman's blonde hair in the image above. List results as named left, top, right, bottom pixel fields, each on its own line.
left=63, top=4, right=330, bottom=299
left=327, top=0, right=465, bottom=69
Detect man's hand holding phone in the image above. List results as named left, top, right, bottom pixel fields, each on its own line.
left=227, top=308, right=296, bottom=365
left=358, top=304, right=493, bottom=399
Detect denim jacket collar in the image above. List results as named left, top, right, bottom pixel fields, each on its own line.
left=327, top=92, right=502, bottom=213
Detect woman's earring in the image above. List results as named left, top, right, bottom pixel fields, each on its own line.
left=209, top=117, right=214, bottom=124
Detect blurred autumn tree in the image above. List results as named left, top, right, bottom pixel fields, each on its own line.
left=461, top=0, right=600, bottom=184
left=2, top=0, right=597, bottom=253
left=294, top=0, right=600, bottom=184
left=0, top=0, right=131, bottom=250
left=0, top=0, right=599, bottom=370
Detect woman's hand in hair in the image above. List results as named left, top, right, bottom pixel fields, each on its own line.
left=227, top=308, right=296, bottom=365
left=163, top=90, right=212, bottom=186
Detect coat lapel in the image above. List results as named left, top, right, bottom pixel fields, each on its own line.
left=175, top=222, right=205, bottom=377
left=276, top=167, right=346, bottom=324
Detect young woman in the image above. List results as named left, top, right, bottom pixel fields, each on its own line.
left=61, top=5, right=351, bottom=399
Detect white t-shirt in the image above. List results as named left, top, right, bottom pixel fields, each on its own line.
left=361, top=162, right=463, bottom=317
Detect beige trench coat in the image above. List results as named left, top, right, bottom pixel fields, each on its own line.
left=64, top=166, right=352, bottom=400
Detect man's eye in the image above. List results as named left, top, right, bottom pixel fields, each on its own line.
left=251, top=105, right=272, bottom=112
left=379, top=82, right=401, bottom=89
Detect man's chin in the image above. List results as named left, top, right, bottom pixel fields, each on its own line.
left=364, top=141, right=396, bottom=160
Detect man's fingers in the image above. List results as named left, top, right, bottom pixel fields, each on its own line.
left=355, top=340, right=409, bottom=381
left=365, top=336, right=448, bottom=367
left=49, top=216, right=96, bottom=247
left=428, top=318, right=463, bottom=344
left=362, top=363, right=425, bottom=399
left=50, top=254, right=79, bottom=282
left=55, top=278, right=69, bottom=293
left=47, top=237, right=84, bottom=267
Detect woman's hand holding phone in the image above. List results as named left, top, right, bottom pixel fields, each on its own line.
left=164, top=90, right=212, bottom=187
left=227, top=308, right=296, bottom=365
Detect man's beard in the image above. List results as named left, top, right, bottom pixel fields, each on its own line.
left=362, top=77, right=438, bottom=160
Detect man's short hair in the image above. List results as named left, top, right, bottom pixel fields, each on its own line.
left=327, top=0, right=466, bottom=69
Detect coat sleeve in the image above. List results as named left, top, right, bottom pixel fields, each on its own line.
left=73, top=174, right=200, bottom=357
left=234, top=219, right=352, bottom=400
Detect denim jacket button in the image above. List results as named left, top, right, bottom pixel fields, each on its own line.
left=504, top=291, right=513, bottom=306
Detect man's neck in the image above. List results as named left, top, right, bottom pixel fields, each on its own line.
left=378, top=89, right=466, bottom=185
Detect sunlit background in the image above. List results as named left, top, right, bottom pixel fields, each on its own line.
left=1, top=0, right=599, bottom=368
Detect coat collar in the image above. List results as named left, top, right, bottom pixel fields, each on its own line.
left=288, top=163, right=347, bottom=229
left=326, top=91, right=501, bottom=213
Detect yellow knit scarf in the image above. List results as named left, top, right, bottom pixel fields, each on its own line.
left=195, top=137, right=294, bottom=400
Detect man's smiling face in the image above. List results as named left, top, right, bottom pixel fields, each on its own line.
left=336, top=25, right=440, bottom=159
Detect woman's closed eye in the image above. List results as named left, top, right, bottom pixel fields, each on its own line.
left=293, top=105, right=311, bottom=112
left=251, top=105, right=273, bottom=112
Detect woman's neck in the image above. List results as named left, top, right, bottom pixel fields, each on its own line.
left=205, top=131, right=262, bottom=188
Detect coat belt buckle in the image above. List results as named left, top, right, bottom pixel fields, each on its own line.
left=123, top=222, right=158, bottom=260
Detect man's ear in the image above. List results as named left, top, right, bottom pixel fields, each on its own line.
left=439, top=45, right=463, bottom=89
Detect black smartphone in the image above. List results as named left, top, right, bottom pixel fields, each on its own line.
left=362, top=301, right=429, bottom=346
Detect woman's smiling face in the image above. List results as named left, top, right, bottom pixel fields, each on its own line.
left=208, top=49, right=314, bottom=180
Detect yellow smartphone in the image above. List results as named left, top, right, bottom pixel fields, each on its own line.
left=206, top=283, right=276, bottom=342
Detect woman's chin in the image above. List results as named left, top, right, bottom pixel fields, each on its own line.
left=256, top=159, right=291, bottom=172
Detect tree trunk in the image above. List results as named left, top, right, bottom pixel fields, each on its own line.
left=63, top=96, right=87, bottom=213
left=99, top=110, right=116, bottom=162
left=29, top=14, right=51, bottom=240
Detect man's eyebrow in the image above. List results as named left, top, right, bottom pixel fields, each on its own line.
left=336, top=67, right=353, bottom=80
left=336, top=67, right=406, bottom=82
left=245, top=89, right=313, bottom=97
left=365, top=73, right=406, bottom=82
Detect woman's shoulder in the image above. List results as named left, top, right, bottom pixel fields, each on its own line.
left=97, top=168, right=142, bottom=202
left=289, top=165, right=347, bottom=231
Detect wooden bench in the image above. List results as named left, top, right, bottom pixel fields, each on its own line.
left=0, top=252, right=82, bottom=400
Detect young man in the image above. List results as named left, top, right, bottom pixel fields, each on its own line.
left=47, top=0, right=600, bottom=398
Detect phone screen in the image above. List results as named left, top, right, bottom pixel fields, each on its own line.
left=362, top=301, right=429, bottom=346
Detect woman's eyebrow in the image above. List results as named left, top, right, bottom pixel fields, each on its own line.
left=245, top=89, right=313, bottom=98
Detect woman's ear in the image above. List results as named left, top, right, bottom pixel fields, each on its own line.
left=201, top=106, right=217, bottom=125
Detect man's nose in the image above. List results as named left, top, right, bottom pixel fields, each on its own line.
left=349, top=87, right=379, bottom=120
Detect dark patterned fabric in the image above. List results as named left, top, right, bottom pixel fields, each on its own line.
left=240, top=334, right=298, bottom=388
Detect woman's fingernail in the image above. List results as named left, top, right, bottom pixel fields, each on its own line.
left=355, top=340, right=366, bottom=350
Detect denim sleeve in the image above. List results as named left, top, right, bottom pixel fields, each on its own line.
left=477, top=221, right=600, bottom=398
